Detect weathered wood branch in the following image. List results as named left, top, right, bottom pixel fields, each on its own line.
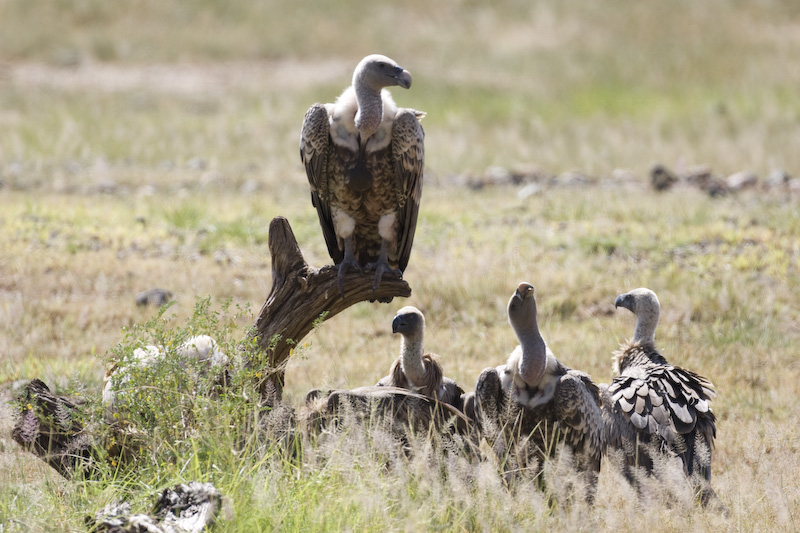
left=11, top=379, right=96, bottom=478
left=250, top=216, right=411, bottom=404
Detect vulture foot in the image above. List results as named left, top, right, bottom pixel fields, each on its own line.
left=336, top=256, right=363, bottom=297
left=365, top=259, right=402, bottom=294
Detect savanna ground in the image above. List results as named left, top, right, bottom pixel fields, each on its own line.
left=1, top=0, right=799, bottom=530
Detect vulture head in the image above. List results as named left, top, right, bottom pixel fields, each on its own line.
left=392, top=306, right=425, bottom=337
left=615, top=287, right=660, bottom=345
left=507, top=282, right=535, bottom=323
left=353, top=54, right=413, bottom=92
left=507, top=282, right=547, bottom=389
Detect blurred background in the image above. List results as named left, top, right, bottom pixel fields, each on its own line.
left=2, top=3, right=800, bottom=528
left=2, top=0, right=798, bottom=186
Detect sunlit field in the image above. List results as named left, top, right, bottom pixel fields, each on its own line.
left=1, top=1, right=799, bottom=530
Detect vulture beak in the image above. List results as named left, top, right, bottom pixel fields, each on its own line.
left=394, top=68, right=412, bottom=89
left=510, top=290, right=523, bottom=307
left=392, top=315, right=403, bottom=334
left=614, top=294, right=632, bottom=311
left=515, top=282, right=534, bottom=301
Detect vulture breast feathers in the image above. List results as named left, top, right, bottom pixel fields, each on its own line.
left=300, top=54, right=425, bottom=295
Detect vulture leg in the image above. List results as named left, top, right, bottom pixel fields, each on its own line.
left=365, top=239, right=402, bottom=293
left=337, top=235, right=363, bottom=296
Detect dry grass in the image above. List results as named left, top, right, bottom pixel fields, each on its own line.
left=2, top=0, right=800, bottom=530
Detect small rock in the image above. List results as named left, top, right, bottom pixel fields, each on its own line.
left=135, top=288, right=173, bottom=307
left=680, top=165, right=714, bottom=189
left=555, top=170, right=589, bottom=187
left=484, top=166, right=513, bottom=186
left=517, top=183, right=541, bottom=200
left=765, top=169, right=791, bottom=188
left=707, top=180, right=729, bottom=198
left=650, top=164, right=678, bottom=191
left=726, top=171, right=758, bottom=191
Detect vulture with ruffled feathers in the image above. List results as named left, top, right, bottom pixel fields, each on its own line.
left=376, top=306, right=467, bottom=411
left=300, top=54, right=424, bottom=297
left=474, top=283, right=604, bottom=501
left=603, top=288, right=717, bottom=503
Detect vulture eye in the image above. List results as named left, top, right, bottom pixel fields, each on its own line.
left=378, top=62, right=386, bottom=68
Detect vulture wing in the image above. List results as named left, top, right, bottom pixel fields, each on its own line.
left=554, top=370, right=605, bottom=463
left=390, top=109, right=424, bottom=272
left=606, top=362, right=715, bottom=443
left=300, top=103, right=342, bottom=264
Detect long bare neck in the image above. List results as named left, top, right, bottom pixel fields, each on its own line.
left=633, top=306, right=659, bottom=345
left=353, top=80, right=383, bottom=141
left=400, top=332, right=426, bottom=384
left=516, top=323, right=547, bottom=387
left=633, top=315, right=658, bottom=344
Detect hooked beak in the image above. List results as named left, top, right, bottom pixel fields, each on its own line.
left=394, top=68, right=412, bottom=89
left=614, top=294, right=632, bottom=311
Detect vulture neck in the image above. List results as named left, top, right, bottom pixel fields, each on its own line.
left=353, top=81, right=383, bottom=142
left=516, top=327, right=548, bottom=388
left=399, top=331, right=426, bottom=385
left=633, top=302, right=659, bottom=345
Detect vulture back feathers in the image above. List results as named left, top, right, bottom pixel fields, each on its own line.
left=300, top=54, right=424, bottom=294
left=300, top=386, right=477, bottom=457
left=603, top=288, right=717, bottom=502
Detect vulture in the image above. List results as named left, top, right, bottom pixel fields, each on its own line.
left=300, top=54, right=425, bottom=296
left=602, top=288, right=717, bottom=503
left=301, top=385, right=474, bottom=447
left=376, top=306, right=467, bottom=411
left=474, top=282, right=604, bottom=502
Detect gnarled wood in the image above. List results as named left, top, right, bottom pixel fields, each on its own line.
left=250, top=216, right=411, bottom=404
left=11, top=379, right=95, bottom=478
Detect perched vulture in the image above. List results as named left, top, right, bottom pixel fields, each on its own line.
left=300, top=54, right=425, bottom=296
left=474, top=283, right=604, bottom=502
left=602, top=288, right=717, bottom=503
left=376, top=306, right=467, bottom=411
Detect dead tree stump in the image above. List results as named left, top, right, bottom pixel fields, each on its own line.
left=11, top=379, right=95, bottom=478
left=250, top=216, right=411, bottom=404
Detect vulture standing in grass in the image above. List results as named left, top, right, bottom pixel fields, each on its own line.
left=603, top=288, right=717, bottom=503
left=301, top=385, right=476, bottom=455
left=475, top=283, right=604, bottom=501
left=300, top=54, right=425, bottom=297
left=376, top=306, right=467, bottom=411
